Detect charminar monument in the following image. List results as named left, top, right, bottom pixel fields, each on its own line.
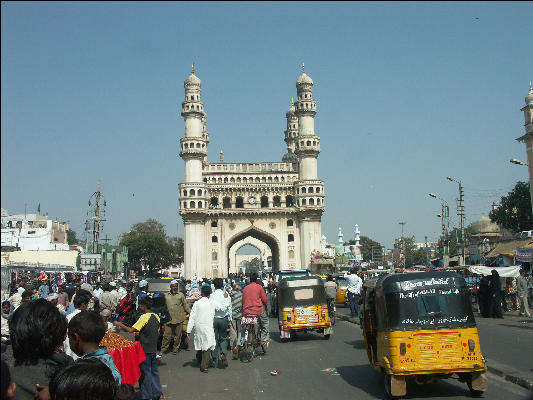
left=178, top=64, right=325, bottom=278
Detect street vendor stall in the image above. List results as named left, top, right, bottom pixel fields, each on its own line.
left=100, top=332, right=146, bottom=386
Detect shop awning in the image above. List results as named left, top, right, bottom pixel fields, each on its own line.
left=468, top=265, right=521, bottom=277
left=486, top=239, right=532, bottom=259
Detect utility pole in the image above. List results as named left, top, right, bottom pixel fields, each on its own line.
left=425, top=235, right=429, bottom=265
left=447, top=176, right=465, bottom=265
left=399, top=222, right=406, bottom=269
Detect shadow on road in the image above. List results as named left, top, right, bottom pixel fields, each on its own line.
left=344, top=339, right=366, bottom=349
left=337, top=364, right=473, bottom=399
left=498, top=324, right=533, bottom=330
left=336, top=365, right=384, bottom=398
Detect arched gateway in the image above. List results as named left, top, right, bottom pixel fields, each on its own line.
left=178, top=64, right=325, bottom=278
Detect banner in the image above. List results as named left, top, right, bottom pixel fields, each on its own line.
left=516, top=247, right=533, bottom=262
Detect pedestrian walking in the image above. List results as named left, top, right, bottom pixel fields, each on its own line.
left=517, top=269, right=531, bottom=317
left=210, top=278, right=232, bottom=368
left=230, top=284, right=242, bottom=360
left=161, top=280, right=190, bottom=356
left=186, top=285, right=229, bottom=373
left=344, top=268, right=363, bottom=322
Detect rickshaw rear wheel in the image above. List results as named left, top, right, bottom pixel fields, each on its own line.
left=324, top=334, right=331, bottom=340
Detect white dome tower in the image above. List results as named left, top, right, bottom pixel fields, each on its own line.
left=294, top=64, right=325, bottom=269
left=179, top=64, right=208, bottom=278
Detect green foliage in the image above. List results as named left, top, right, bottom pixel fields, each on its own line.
left=67, top=229, right=79, bottom=245
left=120, top=219, right=184, bottom=275
left=395, top=236, right=428, bottom=267
left=489, top=181, right=533, bottom=233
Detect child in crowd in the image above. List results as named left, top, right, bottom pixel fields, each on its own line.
left=48, top=358, right=116, bottom=400
left=8, top=299, right=73, bottom=400
left=68, top=311, right=122, bottom=385
left=1, top=360, right=17, bottom=399
left=114, top=296, right=163, bottom=400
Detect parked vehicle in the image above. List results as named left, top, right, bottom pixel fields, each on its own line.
left=361, top=271, right=488, bottom=398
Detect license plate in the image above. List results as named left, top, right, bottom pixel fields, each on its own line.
left=242, top=316, right=257, bottom=324
left=299, top=308, right=312, bottom=316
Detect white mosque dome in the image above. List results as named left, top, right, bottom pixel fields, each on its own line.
left=185, top=73, right=201, bottom=86
left=296, top=72, right=313, bottom=86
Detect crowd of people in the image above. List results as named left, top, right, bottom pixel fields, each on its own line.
left=0, top=270, right=274, bottom=399
left=474, top=268, right=531, bottom=318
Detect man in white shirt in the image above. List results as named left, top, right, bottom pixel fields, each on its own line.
left=344, top=268, right=363, bottom=324
left=210, top=278, right=232, bottom=368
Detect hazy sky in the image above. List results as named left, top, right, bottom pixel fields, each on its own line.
left=2, top=2, right=532, bottom=250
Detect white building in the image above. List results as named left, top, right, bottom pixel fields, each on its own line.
left=178, top=64, right=325, bottom=278
left=1, top=209, right=69, bottom=251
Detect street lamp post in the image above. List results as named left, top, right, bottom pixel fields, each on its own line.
left=429, top=193, right=450, bottom=267
left=446, top=176, right=466, bottom=266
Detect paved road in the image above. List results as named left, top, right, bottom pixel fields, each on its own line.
left=156, top=314, right=532, bottom=400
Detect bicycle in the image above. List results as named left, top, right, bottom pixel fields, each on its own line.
left=240, top=315, right=266, bottom=362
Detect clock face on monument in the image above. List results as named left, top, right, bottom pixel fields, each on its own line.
left=248, top=197, right=256, bottom=205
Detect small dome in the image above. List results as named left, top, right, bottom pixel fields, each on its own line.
left=184, top=64, right=201, bottom=87
left=526, top=83, right=533, bottom=106
left=470, top=216, right=501, bottom=235
left=185, top=73, right=201, bottom=87
left=282, top=149, right=298, bottom=163
left=296, top=72, right=313, bottom=86
left=296, top=63, right=313, bottom=86
left=286, top=100, right=296, bottom=116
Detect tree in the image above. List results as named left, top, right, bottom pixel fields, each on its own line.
left=489, top=181, right=533, bottom=233
left=167, top=236, right=184, bottom=264
left=67, top=229, right=79, bottom=245
left=120, top=219, right=182, bottom=275
left=395, top=236, right=421, bottom=267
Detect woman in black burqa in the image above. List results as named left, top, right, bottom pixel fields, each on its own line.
left=489, top=269, right=504, bottom=318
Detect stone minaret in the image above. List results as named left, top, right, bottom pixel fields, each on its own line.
left=517, top=82, right=533, bottom=215
left=294, top=63, right=324, bottom=268
left=284, top=98, right=298, bottom=153
left=179, top=64, right=208, bottom=277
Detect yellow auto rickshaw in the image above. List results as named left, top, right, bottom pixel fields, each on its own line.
left=278, top=276, right=332, bottom=341
left=335, top=276, right=349, bottom=306
left=362, top=271, right=488, bottom=398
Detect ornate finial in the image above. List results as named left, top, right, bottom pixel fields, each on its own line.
left=192, top=63, right=195, bottom=74
left=529, top=81, right=533, bottom=94
left=220, top=148, right=223, bottom=163
left=302, top=62, right=305, bottom=74
left=291, top=97, right=294, bottom=106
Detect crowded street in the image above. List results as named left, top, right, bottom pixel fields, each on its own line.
left=2, top=3, right=533, bottom=400
left=154, top=302, right=533, bottom=400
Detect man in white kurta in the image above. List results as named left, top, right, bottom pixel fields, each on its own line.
left=186, top=285, right=230, bottom=372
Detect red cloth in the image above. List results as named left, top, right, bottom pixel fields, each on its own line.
left=108, top=341, right=146, bottom=386
left=242, top=282, right=267, bottom=316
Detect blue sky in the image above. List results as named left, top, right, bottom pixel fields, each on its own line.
left=2, top=2, right=532, bottom=250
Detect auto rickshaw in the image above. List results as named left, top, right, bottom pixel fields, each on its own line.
left=362, top=271, right=488, bottom=398
left=335, top=276, right=349, bottom=306
left=278, top=276, right=332, bottom=341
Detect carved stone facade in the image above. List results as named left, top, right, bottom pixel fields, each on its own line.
left=178, top=65, right=325, bottom=278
